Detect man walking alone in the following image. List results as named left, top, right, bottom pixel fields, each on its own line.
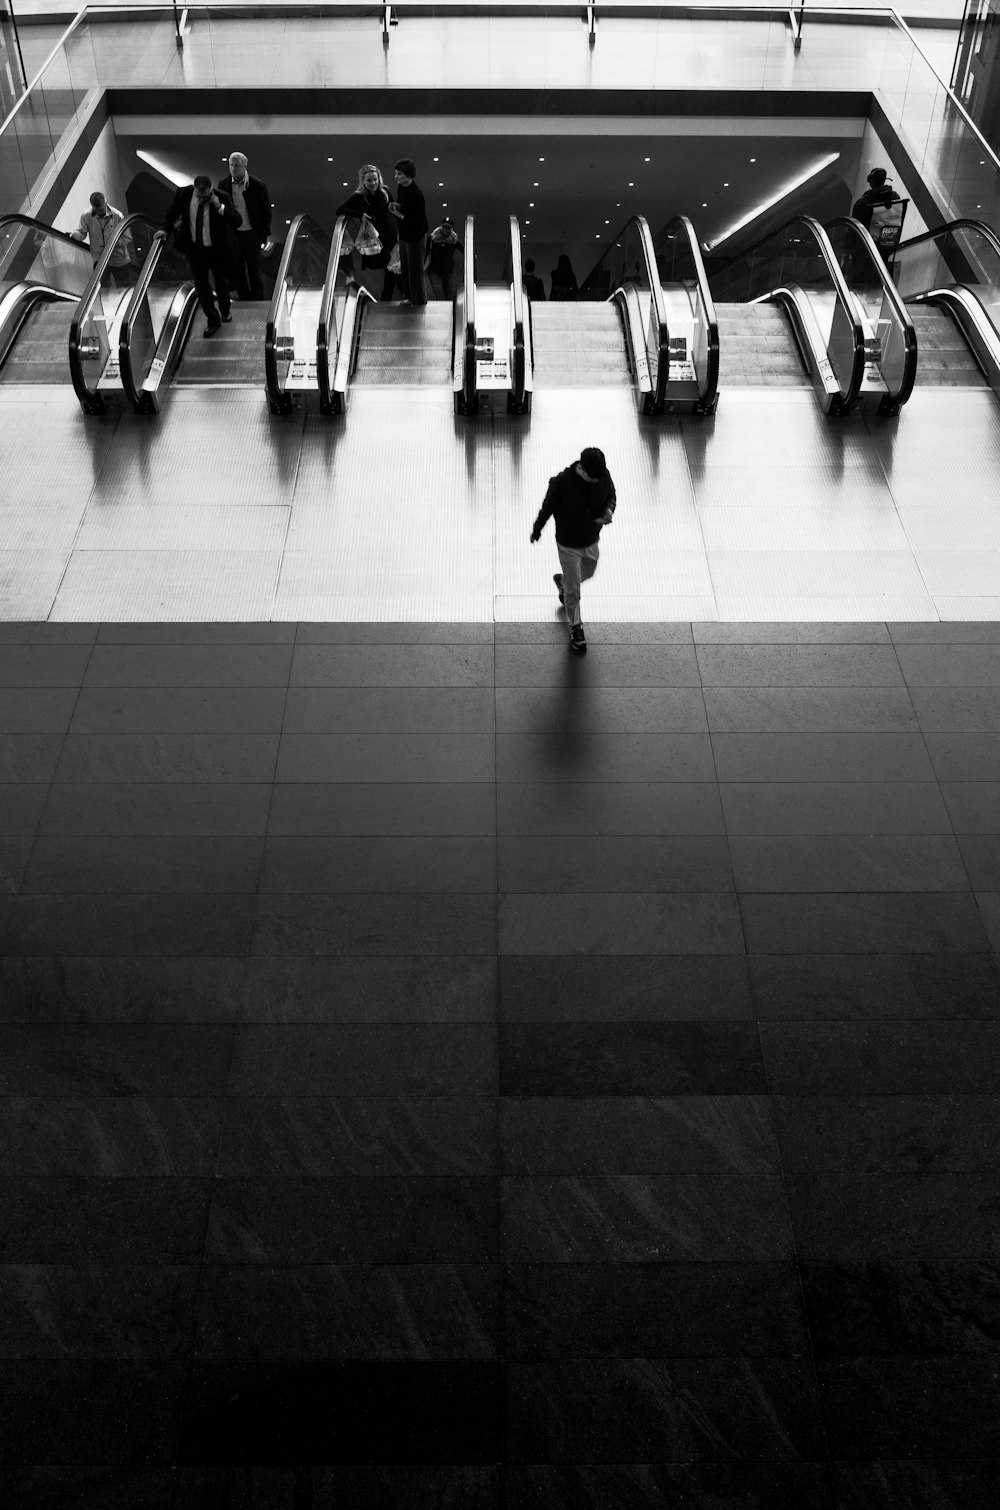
left=530, top=446, right=617, bottom=655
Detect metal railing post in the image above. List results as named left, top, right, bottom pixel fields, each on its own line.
left=171, top=0, right=183, bottom=49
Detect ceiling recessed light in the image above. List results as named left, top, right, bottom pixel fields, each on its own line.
left=605, top=220, right=609, bottom=224
left=723, top=182, right=729, bottom=187
left=644, top=157, right=650, bottom=162
left=343, top=182, right=348, bottom=187
left=539, top=157, right=545, bottom=161
left=433, top=157, right=439, bottom=162
left=749, top=157, right=756, bottom=163
left=438, top=182, right=443, bottom=186
left=628, top=182, right=634, bottom=187
left=702, top=202, right=708, bottom=207
left=533, top=182, right=539, bottom=187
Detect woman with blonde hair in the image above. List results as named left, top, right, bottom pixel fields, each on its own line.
left=335, top=164, right=398, bottom=300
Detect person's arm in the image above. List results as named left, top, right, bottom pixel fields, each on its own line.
left=257, top=181, right=272, bottom=238
left=69, top=214, right=89, bottom=242
left=530, top=476, right=560, bottom=541
left=215, top=190, right=241, bottom=229
left=599, top=475, right=616, bottom=523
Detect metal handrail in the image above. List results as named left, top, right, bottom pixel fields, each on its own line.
left=0, top=212, right=95, bottom=256
left=0, top=8, right=89, bottom=138
left=316, top=213, right=350, bottom=415
left=581, top=213, right=670, bottom=411
left=265, top=211, right=327, bottom=415
left=715, top=213, right=866, bottom=410
left=68, top=209, right=159, bottom=413
left=117, top=227, right=167, bottom=410
left=507, top=215, right=530, bottom=415
left=896, top=218, right=1000, bottom=258
left=827, top=213, right=917, bottom=409
left=659, top=213, right=720, bottom=414
left=459, top=213, right=476, bottom=416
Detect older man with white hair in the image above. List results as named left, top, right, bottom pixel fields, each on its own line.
left=217, top=150, right=272, bottom=300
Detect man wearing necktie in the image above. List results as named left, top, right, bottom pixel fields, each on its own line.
left=164, top=175, right=241, bottom=336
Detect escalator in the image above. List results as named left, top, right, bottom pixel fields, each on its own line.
left=330, top=214, right=464, bottom=416
left=0, top=214, right=100, bottom=383
left=707, top=215, right=915, bottom=416
left=578, top=214, right=719, bottom=415
left=889, top=220, right=1000, bottom=391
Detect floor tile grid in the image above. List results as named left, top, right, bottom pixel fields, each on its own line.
left=709, top=633, right=1000, bottom=1481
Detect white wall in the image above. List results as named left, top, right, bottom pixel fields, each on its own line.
left=47, top=117, right=128, bottom=236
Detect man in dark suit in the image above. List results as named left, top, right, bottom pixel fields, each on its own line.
left=164, top=174, right=241, bottom=335
left=218, top=151, right=272, bottom=301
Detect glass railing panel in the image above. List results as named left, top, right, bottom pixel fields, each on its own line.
left=652, top=217, right=717, bottom=408
left=0, top=216, right=94, bottom=300
left=826, top=218, right=913, bottom=402
left=271, top=216, right=331, bottom=397
left=120, top=227, right=192, bottom=398
left=73, top=216, right=159, bottom=402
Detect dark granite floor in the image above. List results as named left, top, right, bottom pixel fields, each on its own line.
left=1, top=618, right=999, bottom=1509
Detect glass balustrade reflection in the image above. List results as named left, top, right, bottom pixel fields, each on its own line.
left=894, top=223, right=1000, bottom=338
left=120, top=229, right=192, bottom=401
left=825, top=217, right=913, bottom=403
left=0, top=216, right=93, bottom=302
left=271, top=217, right=332, bottom=397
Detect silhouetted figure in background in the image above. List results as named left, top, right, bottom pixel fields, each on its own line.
left=522, top=259, right=545, bottom=300
left=426, top=217, right=463, bottom=301
left=852, top=168, right=900, bottom=232
left=550, top=254, right=578, bottom=302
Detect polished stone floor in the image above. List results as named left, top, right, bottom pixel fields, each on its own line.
left=0, top=616, right=999, bottom=1508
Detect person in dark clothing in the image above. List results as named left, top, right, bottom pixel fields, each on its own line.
left=550, top=254, right=578, bottom=302
left=425, top=217, right=463, bottom=301
left=335, top=164, right=398, bottom=301
left=164, top=175, right=241, bottom=336
left=852, top=168, right=900, bottom=232
left=390, top=158, right=428, bottom=306
left=530, top=446, right=617, bottom=655
left=522, top=258, right=545, bottom=300
left=217, top=151, right=271, bottom=300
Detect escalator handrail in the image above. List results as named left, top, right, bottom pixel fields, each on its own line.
left=265, top=211, right=330, bottom=413
left=508, top=215, right=530, bottom=410
left=826, top=214, right=918, bottom=408
left=316, top=214, right=351, bottom=414
left=0, top=212, right=96, bottom=255
left=582, top=214, right=670, bottom=408
left=717, top=214, right=866, bottom=408
left=117, top=227, right=171, bottom=410
left=660, top=213, right=720, bottom=412
left=896, top=217, right=1000, bottom=259
left=461, top=214, right=476, bottom=413
left=69, top=211, right=161, bottom=411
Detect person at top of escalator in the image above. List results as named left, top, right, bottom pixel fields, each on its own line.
left=852, top=168, right=900, bottom=232
left=550, top=254, right=578, bottom=302
left=389, top=158, right=429, bottom=307
left=335, top=164, right=398, bottom=302
left=522, top=259, right=545, bottom=301
left=425, top=218, right=463, bottom=302
left=69, top=191, right=135, bottom=290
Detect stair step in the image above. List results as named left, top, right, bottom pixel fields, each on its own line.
left=0, top=301, right=75, bottom=384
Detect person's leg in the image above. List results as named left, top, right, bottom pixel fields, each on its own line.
left=396, top=242, right=412, bottom=302
left=556, top=545, right=585, bottom=627
left=189, top=251, right=219, bottom=324
left=405, top=238, right=427, bottom=305
left=579, top=544, right=600, bottom=590
left=240, top=230, right=263, bottom=299
left=211, top=252, right=232, bottom=320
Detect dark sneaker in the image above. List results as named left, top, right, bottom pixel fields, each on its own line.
left=569, top=624, right=587, bottom=655
left=221, top=313, right=232, bottom=323
left=553, top=573, right=564, bottom=605
left=203, top=321, right=221, bottom=337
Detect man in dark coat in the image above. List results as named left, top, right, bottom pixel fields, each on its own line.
left=164, top=175, right=241, bottom=335
left=218, top=151, right=272, bottom=300
left=530, top=446, right=617, bottom=655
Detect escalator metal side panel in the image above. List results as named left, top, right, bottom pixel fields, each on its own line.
left=136, top=283, right=200, bottom=413
left=0, top=283, right=77, bottom=370
left=758, top=286, right=847, bottom=414
left=612, top=284, right=653, bottom=410
left=910, top=286, right=1000, bottom=388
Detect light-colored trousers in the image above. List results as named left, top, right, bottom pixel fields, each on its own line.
left=557, top=541, right=600, bottom=626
